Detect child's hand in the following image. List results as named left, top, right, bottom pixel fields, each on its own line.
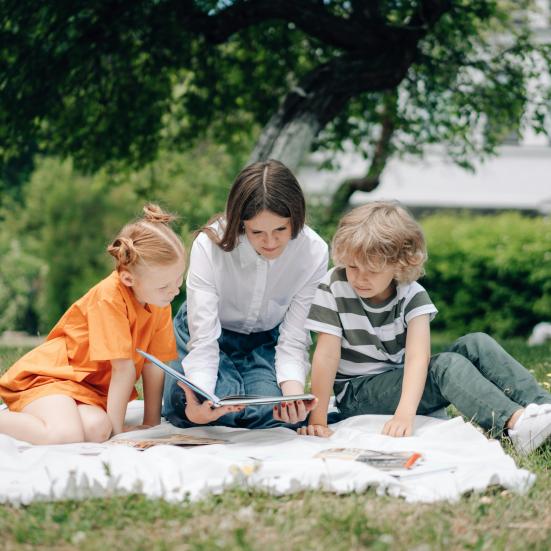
left=382, top=413, right=414, bottom=437
left=179, top=383, right=244, bottom=424
left=273, top=398, right=318, bottom=424
left=297, top=423, right=333, bottom=438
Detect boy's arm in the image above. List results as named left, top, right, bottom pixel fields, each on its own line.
left=299, top=332, right=341, bottom=437
left=383, top=314, right=431, bottom=437
left=141, top=361, right=164, bottom=427
left=108, top=358, right=137, bottom=435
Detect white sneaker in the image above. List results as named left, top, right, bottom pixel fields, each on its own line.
left=509, top=403, right=551, bottom=455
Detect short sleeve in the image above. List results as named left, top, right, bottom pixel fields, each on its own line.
left=147, top=306, right=177, bottom=362
left=88, top=297, right=133, bottom=361
left=304, top=280, right=343, bottom=338
left=403, top=287, right=438, bottom=325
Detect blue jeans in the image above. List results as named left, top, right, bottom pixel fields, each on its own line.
left=163, top=302, right=295, bottom=429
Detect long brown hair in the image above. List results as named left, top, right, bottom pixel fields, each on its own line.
left=201, top=159, right=306, bottom=251
left=107, top=203, right=185, bottom=271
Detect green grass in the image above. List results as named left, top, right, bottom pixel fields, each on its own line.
left=1, top=337, right=551, bottom=550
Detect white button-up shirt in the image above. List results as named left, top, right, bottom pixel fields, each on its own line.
left=182, top=224, right=329, bottom=395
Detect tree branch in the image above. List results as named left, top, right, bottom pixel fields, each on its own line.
left=249, top=48, right=411, bottom=168
left=174, top=0, right=383, bottom=50
left=351, top=1, right=384, bottom=23
left=327, top=90, right=398, bottom=219
left=409, top=0, right=454, bottom=30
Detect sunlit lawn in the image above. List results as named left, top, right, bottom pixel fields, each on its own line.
left=1, top=336, right=550, bottom=551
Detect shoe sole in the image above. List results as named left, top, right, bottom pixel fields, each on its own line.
left=516, top=420, right=551, bottom=455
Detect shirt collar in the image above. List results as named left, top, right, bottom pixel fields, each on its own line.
left=237, top=234, right=262, bottom=268
left=114, top=270, right=153, bottom=316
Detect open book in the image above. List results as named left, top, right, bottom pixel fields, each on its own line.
left=137, top=349, right=316, bottom=407
left=314, top=448, right=458, bottom=479
left=315, top=448, right=423, bottom=471
left=109, top=434, right=226, bottom=450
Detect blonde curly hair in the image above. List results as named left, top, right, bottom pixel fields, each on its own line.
left=331, top=201, right=427, bottom=283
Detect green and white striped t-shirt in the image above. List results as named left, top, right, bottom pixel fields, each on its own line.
left=305, top=267, right=438, bottom=378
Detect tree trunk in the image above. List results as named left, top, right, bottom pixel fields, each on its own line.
left=248, top=54, right=410, bottom=170
left=248, top=109, right=321, bottom=172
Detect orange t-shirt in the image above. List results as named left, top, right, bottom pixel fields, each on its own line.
left=0, top=271, right=177, bottom=412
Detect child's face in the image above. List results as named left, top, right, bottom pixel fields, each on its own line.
left=345, top=260, right=396, bottom=303
left=121, top=260, right=185, bottom=307
left=243, top=209, right=292, bottom=260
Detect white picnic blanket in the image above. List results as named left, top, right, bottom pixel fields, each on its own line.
left=0, top=401, right=534, bottom=505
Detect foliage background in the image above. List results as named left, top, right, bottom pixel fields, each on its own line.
left=0, top=143, right=248, bottom=333
left=1, top=1, right=550, bottom=338
left=1, top=146, right=549, bottom=338
left=422, top=212, right=551, bottom=337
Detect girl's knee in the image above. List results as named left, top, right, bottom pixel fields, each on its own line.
left=83, top=415, right=112, bottom=443
left=46, top=425, right=86, bottom=445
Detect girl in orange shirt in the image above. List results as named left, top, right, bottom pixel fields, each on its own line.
left=0, top=204, right=193, bottom=445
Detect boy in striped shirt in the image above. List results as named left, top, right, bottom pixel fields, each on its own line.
left=300, top=202, right=551, bottom=455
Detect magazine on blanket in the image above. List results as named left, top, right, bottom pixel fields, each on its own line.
left=137, top=348, right=316, bottom=407
left=315, top=448, right=423, bottom=471
left=109, top=434, right=226, bottom=450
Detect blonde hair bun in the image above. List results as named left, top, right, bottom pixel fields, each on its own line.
left=107, top=203, right=185, bottom=271
left=107, top=237, right=138, bottom=266
left=142, top=203, right=176, bottom=225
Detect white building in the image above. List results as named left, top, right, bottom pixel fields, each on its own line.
left=298, top=3, right=551, bottom=215
left=298, top=142, right=551, bottom=215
